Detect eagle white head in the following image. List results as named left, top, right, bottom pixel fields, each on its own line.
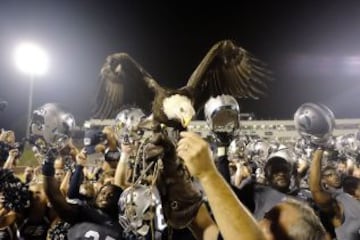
left=162, top=94, right=195, bottom=128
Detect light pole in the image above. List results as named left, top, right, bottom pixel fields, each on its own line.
left=14, top=42, right=49, bottom=139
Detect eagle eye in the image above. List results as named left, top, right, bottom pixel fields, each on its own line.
left=180, top=107, right=184, bottom=112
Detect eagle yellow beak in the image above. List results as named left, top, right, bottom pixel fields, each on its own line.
left=182, top=116, right=192, bottom=128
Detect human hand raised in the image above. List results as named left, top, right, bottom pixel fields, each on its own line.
left=177, top=131, right=216, bottom=180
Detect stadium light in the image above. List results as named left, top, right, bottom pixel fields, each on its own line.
left=14, top=42, right=49, bottom=138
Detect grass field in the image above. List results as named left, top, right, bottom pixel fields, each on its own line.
left=18, top=146, right=38, bottom=167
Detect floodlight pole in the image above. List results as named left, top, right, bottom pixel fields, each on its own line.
left=26, top=73, right=34, bottom=139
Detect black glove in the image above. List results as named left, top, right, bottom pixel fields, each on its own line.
left=42, top=148, right=58, bottom=176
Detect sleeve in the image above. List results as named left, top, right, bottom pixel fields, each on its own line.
left=67, top=165, right=85, bottom=200
left=231, top=179, right=255, bottom=213
left=215, top=155, right=231, bottom=184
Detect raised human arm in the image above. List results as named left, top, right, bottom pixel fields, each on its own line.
left=309, top=149, right=344, bottom=228
left=309, top=149, right=334, bottom=208
left=114, top=143, right=133, bottom=189
left=3, top=149, right=18, bottom=169
left=177, top=131, right=265, bottom=240
left=42, top=150, right=80, bottom=224
left=59, top=170, right=71, bottom=196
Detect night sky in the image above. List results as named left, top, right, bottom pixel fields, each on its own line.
left=1, top=1, right=360, bottom=137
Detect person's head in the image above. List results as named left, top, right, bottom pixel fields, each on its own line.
left=29, top=181, right=47, bottom=206
left=336, top=159, right=348, bottom=175
left=265, top=158, right=292, bottom=192
left=258, top=198, right=327, bottom=240
left=54, top=157, right=65, bottom=169
left=79, top=181, right=95, bottom=200
left=54, top=168, right=65, bottom=184
left=342, top=175, right=360, bottom=200
left=2, top=130, right=15, bottom=145
left=95, top=183, right=122, bottom=218
left=321, top=165, right=341, bottom=189
left=24, top=166, right=34, bottom=184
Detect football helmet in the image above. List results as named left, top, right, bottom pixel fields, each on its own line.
left=227, top=135, right=249, bottom=161
left=114, top=107, right=146, bottom=144
left=335, top=133, right=360, bottom=160
left=204, top=95, right=240, bottom=143
left=264, top=148, right=297, bottom=179
left=118, top=185, right=166, bottom=236
left=294, top=102, right=335, bottom=145
left=30, top=103, right=75, bottom=150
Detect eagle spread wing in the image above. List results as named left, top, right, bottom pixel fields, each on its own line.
left=92, top=53, right=155, bottom=119
left=186, top=40, right=273, bottom=111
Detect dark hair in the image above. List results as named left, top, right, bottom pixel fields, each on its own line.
left=342, top=176, right=360, bottom=196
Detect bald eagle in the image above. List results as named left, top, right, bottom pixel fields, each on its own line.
left=92, top=40, right=272, bottom=130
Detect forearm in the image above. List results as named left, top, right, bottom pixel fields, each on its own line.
left=3, top=156, right=15, bottom=169
left=0, top=210, right=16, bottom=228
left=114, top=153, right=131, bottom=189
left=67, top=165, right=84, bottom=199
left=60, top=171, right=71, bottom=196
left=199, top=171, right=265, bottom=240
left=309, top=150, right=332, bottom=206
left=234, top=168, right=245, bottom=187
left=44, top=175, right=79, bottom=224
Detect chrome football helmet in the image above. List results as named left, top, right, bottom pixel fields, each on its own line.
left=118, top=185, right=166, bottom=237
left=30, top=103, right=75, bottom=150
left=204, top=95, right=240, bottom=143
left=244, top=139, right=271, bottom=163
left=294, top=102, right=335, bottom=145
left=335, top=133, right=360, bottom=160
left=264, top=148, right=297, bottom=181
left=114, top=107, right=146, bottom=144
left=227, top=135, right=249, bottom=161
left=266, top=148, right=297, bottom=165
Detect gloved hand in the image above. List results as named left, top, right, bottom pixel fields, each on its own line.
left=42, top=148, right=58, bottom=176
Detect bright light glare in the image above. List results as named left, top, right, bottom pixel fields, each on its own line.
left=14, top=42, right=49, bottom=76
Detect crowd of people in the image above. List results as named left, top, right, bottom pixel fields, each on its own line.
left=0, top=96, right=359, bottom=240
